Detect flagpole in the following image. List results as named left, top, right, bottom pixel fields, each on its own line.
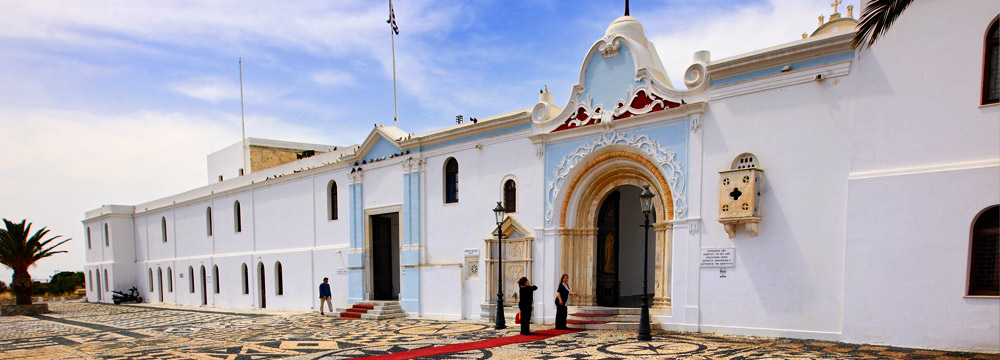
left=239, top=57, right=248, bottom=176
left=390, top=17, right=399, bottom=127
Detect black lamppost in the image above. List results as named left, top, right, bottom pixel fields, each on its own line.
left=637, top=185, right=654, bottom=341
left=493, top=201, right=507, bottom=330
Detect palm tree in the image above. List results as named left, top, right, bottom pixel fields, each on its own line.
left=0, top=219, right=70, bottom=305
left=853, top=0, right=914, bottom=49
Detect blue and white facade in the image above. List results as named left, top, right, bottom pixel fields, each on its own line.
left=84, top=2, right=999, bottom=352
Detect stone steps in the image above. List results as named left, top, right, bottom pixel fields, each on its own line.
left=566, top=306, right=658, bottom=331
left=337, top=301, right=407, bottom=320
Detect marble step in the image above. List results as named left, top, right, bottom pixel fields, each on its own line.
left=568, top=313, right=641, bottom=322
left=570, top=306, right=641, bottom=315
left=567, top=320, right=659, bottom=331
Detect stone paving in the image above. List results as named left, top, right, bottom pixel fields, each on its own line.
left=0, top=302, right=995, bottom=359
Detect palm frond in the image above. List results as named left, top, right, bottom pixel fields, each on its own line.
left=853, top=0, right=914, bottom=49
left=0, top=218, right=71, bottom=271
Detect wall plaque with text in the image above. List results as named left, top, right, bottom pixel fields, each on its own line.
left=700, top=248, right=735, bottom=268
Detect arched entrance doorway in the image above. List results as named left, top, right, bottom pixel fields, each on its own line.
left=258, top=263, right=267, bottom=308
left=559, top=149, right=673, bottom=309
left=595, top=186, right=655, bottom=307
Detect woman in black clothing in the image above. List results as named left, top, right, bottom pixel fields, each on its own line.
left=554, top=273, right=578, bottom=330
left=518, top=277, right=537, bottom=335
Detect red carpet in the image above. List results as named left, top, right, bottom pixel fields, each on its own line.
left=352, top=328, right=582, bottom=360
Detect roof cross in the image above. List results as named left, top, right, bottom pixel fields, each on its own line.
left=830, top=0, right=842, bottom=14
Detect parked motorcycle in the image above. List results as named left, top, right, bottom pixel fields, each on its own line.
left=112, top=287, right=143, bottom=304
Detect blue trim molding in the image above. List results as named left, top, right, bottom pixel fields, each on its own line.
left=710, top=51, right=854, bottom=88
left=400, top=168, right=422, bottom=312
left=400, top=266, right=420, bottom=313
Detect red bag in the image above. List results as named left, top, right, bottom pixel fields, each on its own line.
left=514, top=311, right=521, bottom=324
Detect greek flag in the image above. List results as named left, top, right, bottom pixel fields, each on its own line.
left=387, top=0, right=399, bottom=35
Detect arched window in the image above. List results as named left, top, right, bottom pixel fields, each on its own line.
left=146, top=269, right=150, bottom=292
left=275, top=262, right=284, bottom=295
left=167, top=267, right=173, bottom=292
left=444, top=157, right=459, bottom=203
left=329, top=180, right=339, bottom=220
left=213, top=265, right=220, bottom=293
left=234, top=201, right=242, bottom=233
left=161, top=217, right=167, bottom=243
left=983, top=17, right=999, bottom=105
left=104, top=223, right=110, bottom=246
left=969, top=205, right=999, bottom=296
left=86, top=227, right=92, bottom=249
left=241, top=263, right=249, bottom=294
left=89, top=270, right=94, bottom=291
left=504, top=179, right=517, bottom=213
left=206, top=206, right=213, bottom=236
left=103, top=269, right=109, bottom=291
left=188, top=266, right=195, bottom=293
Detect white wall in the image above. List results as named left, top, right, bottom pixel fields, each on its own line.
left=314, top=171, right=351, bottom=248
left=312, top=248, right=349, bottom=311
left=837, top=1, right=1000, bottom=350
left=699, top=72, right=852, bottom=337
left=419, top=133, right=545, bottom=319
left=207, top=141, right=245, bottom=184
left=174, top=201, right=213, bottom=258
left=843, top=167, right=999, bottom=351
left=212, top=192, right=254, bottom=255
left=254, top=178, right=314, bottom=251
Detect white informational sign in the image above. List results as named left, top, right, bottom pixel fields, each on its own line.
left=700, top=248, right=735, bottom=268
left=464, top=248, right=480, bottom=257
left=336, top=268, right=347, bottom=275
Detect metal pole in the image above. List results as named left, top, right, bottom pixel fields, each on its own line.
left=638, top=211, right=652, bottom=340
left=495, top=221, right=506, bottom=329
left=239, top=58, right=248, bottom=176
left=390, top=23, right=398, bottom=127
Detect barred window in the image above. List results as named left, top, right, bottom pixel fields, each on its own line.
left=983, top=17, right=999, bottom=105
left=969, top=205, right=999, bottom=296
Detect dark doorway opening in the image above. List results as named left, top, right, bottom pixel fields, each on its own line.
left=258, top=263, right=267, bottom=308
left=371, top=212, right=400, bottom=300
left=595, top=186, right=653, bottom=308
left=596, top=191, right=620, bottom=307
left=157, top=268, right=164, bottom=302
left=200, top=265, right=207, bottom=305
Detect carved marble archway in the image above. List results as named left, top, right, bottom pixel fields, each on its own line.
left=558, top=150, right=672, bottom=308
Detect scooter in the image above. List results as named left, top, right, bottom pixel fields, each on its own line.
left=112, top=286, right=143, bottom=304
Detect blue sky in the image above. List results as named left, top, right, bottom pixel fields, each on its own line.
left=0, top=0, right=854, bottom=282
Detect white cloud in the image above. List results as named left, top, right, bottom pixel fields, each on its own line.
left=171, top=77, right=241, bottom=103
left=311, top=70, right=357, bottom=88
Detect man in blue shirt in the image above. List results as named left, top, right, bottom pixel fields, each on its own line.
left=319, top=277, right=332, bottom=315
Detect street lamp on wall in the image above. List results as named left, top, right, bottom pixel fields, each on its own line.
left=493, top=201, right=507, bottom=330
left=637, top=185, right=654, bottom=341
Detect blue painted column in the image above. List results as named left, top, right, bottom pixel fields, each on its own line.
left=399, top=158, right=423, bottom=313
left=348, top=171, right=364, bottom=304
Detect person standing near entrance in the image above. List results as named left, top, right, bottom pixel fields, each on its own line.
left=518, top=277, right=537, bottom=335
left=318, top=277, right=332, bottom=315
left=555, top=273, right=579, bottom=330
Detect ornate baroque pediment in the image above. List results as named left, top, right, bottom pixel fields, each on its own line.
left=531, top=16, right=709, bottom=134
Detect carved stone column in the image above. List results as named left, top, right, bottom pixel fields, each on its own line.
left=560, top=227, right=598, bottom=306
left=653, top=221, right=672, bottom=308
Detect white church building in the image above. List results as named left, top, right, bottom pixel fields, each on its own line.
left=84, top=2, right=999, bottom=352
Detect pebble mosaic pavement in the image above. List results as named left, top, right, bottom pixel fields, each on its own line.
left=0, top=302, right=995, bottom=360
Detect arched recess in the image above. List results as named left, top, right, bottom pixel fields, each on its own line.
left=556, top=147, right=674, bottom=308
